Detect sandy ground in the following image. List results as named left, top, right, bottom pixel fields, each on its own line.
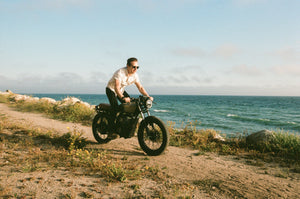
left=0, top=103, right=299, bottom=198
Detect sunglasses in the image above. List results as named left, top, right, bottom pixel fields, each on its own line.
left=131, top=66, right=139, bottom=69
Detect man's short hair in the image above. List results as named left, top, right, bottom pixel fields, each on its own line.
left=127, top=57, right=138, bottom=66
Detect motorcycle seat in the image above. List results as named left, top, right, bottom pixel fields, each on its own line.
left=96, top=103, right=112, bottom=111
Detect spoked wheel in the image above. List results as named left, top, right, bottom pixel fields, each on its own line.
left=92, top=113, right=111, bottom=144
left=138, top=116, right=169, bottom=156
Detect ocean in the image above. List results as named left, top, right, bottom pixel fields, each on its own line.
left=29, top=94, right=300, bottom=136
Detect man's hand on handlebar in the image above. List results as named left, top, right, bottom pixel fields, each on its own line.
left=124, top=97, right=131, bottom=103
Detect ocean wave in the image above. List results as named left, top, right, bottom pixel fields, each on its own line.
left=153, top=109, right=170, bottom=113
left=227, top=115, right=300, bottom=131
left=227, top=114, right=238, bottom=117
left=259, top=118, right=270, bottom=122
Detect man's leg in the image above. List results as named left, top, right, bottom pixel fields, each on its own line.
left=105, top=88, right=119, bottom=138
left=106, top=87, right=118, bottom=111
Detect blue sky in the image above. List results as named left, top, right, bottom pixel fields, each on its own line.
left=0, top=0, right=299, bottom=96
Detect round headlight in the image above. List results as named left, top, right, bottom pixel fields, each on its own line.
left=146, top=99, right=152, bottom=109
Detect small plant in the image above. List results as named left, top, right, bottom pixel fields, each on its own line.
left=59, top=192, right=76, bottom=199
left=22, top=162, right=39, bottom=172
left=102, top=163, right=127, bottom=182
left=73, top=149, right=95, bottom=167
left=79, top=191, right=94, bottom=198
left=193, top=178, right=223, bottom=193
left=274, top=171, right=289, bottom=178
left=52, top=129, right=88, bottom=151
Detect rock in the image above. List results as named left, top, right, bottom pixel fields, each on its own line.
left=61, top=97, right=81, bottom=105
left=26, top=97, right=40, bottom=102
left=0, top=90, right=13, bottom=95
left=10, top=94, right=31, bottom=102
left=3, top=93, right=40, bottom=103
left=213, top=133, right=226, bottom=142
left=208, top=132, right=226, bottom=142
left=246, top=130, right=275, bottom=145
left=14, top=95, right=25, bottom=101
left=40, top=97, right=57, bottom=104
left=56, top=97, right=87, bottom=109
left=80, top=101, right=92, bottom=109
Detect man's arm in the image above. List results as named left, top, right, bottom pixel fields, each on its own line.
left=115, top=79, right=130, bottom=103
left=135, top=82, right=153, bottom=101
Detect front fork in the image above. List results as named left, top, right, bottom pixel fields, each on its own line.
left=138, top=107, right=154, bottom=137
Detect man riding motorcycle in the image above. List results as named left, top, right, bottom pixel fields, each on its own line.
left=106, top=57, right=153, bottom=138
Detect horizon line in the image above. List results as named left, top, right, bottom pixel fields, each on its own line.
left=16, top=92, right=300, bottom=98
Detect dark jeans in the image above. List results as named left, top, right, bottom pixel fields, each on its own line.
left=106, top=87, right=130, bottom=113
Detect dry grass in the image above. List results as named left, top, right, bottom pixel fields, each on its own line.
left=0, top=115, right=167, bottom=183
left=1, top=114, right=194, bottom=198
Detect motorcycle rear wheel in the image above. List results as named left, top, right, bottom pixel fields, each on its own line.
left=138, top=116, right=169, bottom=156
left=92, top=113, right=111, bottom=144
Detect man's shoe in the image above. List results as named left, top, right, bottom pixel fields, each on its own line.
left=107, top=133, right=119, bottom=139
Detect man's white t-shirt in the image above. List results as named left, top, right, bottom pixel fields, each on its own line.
left=107, top=67, right=140, bottom=94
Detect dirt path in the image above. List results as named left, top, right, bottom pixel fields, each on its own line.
left=1, top=103, right=299, bottom=198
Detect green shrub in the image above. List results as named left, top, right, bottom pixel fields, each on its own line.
left=14, top=100, right=55, bottom=114
left=102, top=163, right=127, bottom=182
left=169, top=122, right=300, bottom=161
left=52, top=103, right=94, bottom=125
left=169, top=121, right=230, bottom=152
left=52, top=130, right=88, bottom=151
left=252, top=131, right=300, bottom=161
left=11, top=99, right=94, bottom=125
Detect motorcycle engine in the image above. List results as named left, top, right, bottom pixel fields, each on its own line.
left=116, top=113, right=137, bottom=138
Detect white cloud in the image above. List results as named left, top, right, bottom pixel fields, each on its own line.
left=172, top=65, right=205, bottom=73
left=230, top=64, right=262, bottom=76
left=1, top=71, right=299, bottom=96
left=273, top=47, right=300, bottom=61
left=213, top=44, right=241, bottom=58
left=0, top=72, right=107, bottom=94
left=146, top=84, right=299, bottom=96
left=271, top=64, right=300, bottom=76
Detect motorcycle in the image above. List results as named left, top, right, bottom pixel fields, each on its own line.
left=92, top=96, right=169, bottom=156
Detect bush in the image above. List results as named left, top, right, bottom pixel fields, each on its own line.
left=52, top=130, right=88, bottom=151
left=169, top=121, right=233, bottom=153
left=252, top=131, right=300, bottom=161
left=52, top=103, right=94, bottom=125
left=11, top=99, right=94, bottom=125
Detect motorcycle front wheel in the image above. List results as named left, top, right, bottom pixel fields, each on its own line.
left=138, top=116, right=169, bottom=156
left=92, top=113, right=111, bottom=144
